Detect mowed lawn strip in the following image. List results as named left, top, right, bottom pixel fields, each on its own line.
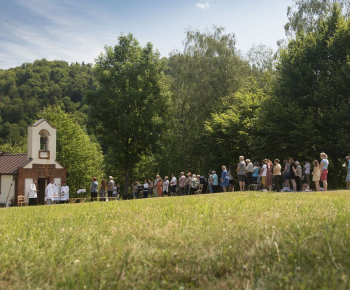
left=0, top=191, right=350, bottom=289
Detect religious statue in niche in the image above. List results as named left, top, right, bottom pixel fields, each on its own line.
left=40, top=134, right=48, bottom=150
left=39, top=129, right=50, bottom=159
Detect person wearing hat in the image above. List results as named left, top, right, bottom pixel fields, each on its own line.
left=185, top=172, right=192, bottom=195
left=178, top=172, right=186, bottom=196
left=163, top=176, right=169, bottom=196
left=344, top=156, right=350, bottom=189
left=107, top=176, right=115, bottom=198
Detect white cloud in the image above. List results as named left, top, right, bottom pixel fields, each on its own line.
left=0, top=0, right=115, bottom=68
left=196, top=2, right=210, bottom=9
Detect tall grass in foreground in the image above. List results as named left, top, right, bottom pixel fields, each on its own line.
left=0, top=192, right=350, bottom=289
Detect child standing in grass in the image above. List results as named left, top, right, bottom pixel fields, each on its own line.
left=252, top=162, right=259, bottom=184
left=312, top=160, right=321, bottom=191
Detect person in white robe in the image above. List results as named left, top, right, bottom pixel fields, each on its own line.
left=28, top=179, right=38, bottom=206
left=60, top=181, right=69, bottom=203
left=45, top=180, right=58, bottom=205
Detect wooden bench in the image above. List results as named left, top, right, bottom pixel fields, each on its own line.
left=69, top=198, right=88, bottom=203
left=69, top=197, right=118, bottom=203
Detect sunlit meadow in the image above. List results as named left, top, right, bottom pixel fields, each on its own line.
left=1, top=191, right=350, bottom=289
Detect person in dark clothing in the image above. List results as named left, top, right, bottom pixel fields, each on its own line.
left=200, top=175, right=208, bottom=194
left=289, top=158, right=297, bottom=192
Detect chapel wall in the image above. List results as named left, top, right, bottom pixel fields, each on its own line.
left=0, top=175, right=15, bottom=204
left=16, top=165, right=67, bottom=203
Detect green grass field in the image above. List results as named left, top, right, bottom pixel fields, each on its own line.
left=1, top=191, right=350, bottom=289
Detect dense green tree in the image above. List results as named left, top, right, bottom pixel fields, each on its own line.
left=261, top=5, right=350, bottom=187
left=0, top=141, right=27, bottom=154
left=39, top=106, right=104, bottom=194
left=86, top=34, right=171, bottom=194
left=285, top=0, right=350, bottom=37
left=0, top=59, right=97, bottom=144
left=204, top=82, right=269, bottom=170
left=165, top=26, right=251, bottom=174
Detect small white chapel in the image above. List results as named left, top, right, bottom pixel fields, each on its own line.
left=0, top=119, right=67, bottom=206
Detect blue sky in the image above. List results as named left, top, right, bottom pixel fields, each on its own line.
left=0, top=0, right=294, bottom=69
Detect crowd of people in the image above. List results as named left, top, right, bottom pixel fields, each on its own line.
left=89, top=152, right=350, bottom=200
left=25, top=152, right=350, bottom=205
left=90, top=176, right=121, bottom=201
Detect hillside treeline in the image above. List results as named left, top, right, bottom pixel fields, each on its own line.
left=0, top=1, right=349, bottom=192
left=0, top=59, right=96, bottom=145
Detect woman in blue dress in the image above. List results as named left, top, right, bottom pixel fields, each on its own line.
left=220, top=165, right=230, bottom=192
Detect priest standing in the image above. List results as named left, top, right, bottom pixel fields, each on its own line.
left=28, top=179, right=38, bottom=206
left=60, top=181, right=69, bottom=203
left=45, top=180, right=57, bottom=205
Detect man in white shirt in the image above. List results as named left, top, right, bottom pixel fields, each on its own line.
left=304, top=161, right=311, bottom=183
left=169, top=174, right=177, bottom=195
left=60, top=181, right=69, bottom=203
left=143, top=180, right=149, bottom=198
left=45, top=180, right=58, bottom=205
left=28, top=179, right=38, bottom=206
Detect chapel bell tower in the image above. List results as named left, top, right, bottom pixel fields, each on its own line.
left=27, top=119, right=57, bottom=164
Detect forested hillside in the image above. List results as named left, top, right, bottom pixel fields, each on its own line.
left=0, top=59, right=97, bottom=145
left=1, top=0, right=349, bottom=191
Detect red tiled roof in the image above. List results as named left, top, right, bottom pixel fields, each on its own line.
left=0, top=153, right=31, bottom=174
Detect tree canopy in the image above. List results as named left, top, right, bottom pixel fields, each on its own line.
left=0, top=59, right=96, bottom=145
left=262, top=5, right=350, bottom=187
left=86, top=34, right=171, bottom=194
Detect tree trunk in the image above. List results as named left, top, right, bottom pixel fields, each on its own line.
left=124, top=168, right=130, bottom=196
